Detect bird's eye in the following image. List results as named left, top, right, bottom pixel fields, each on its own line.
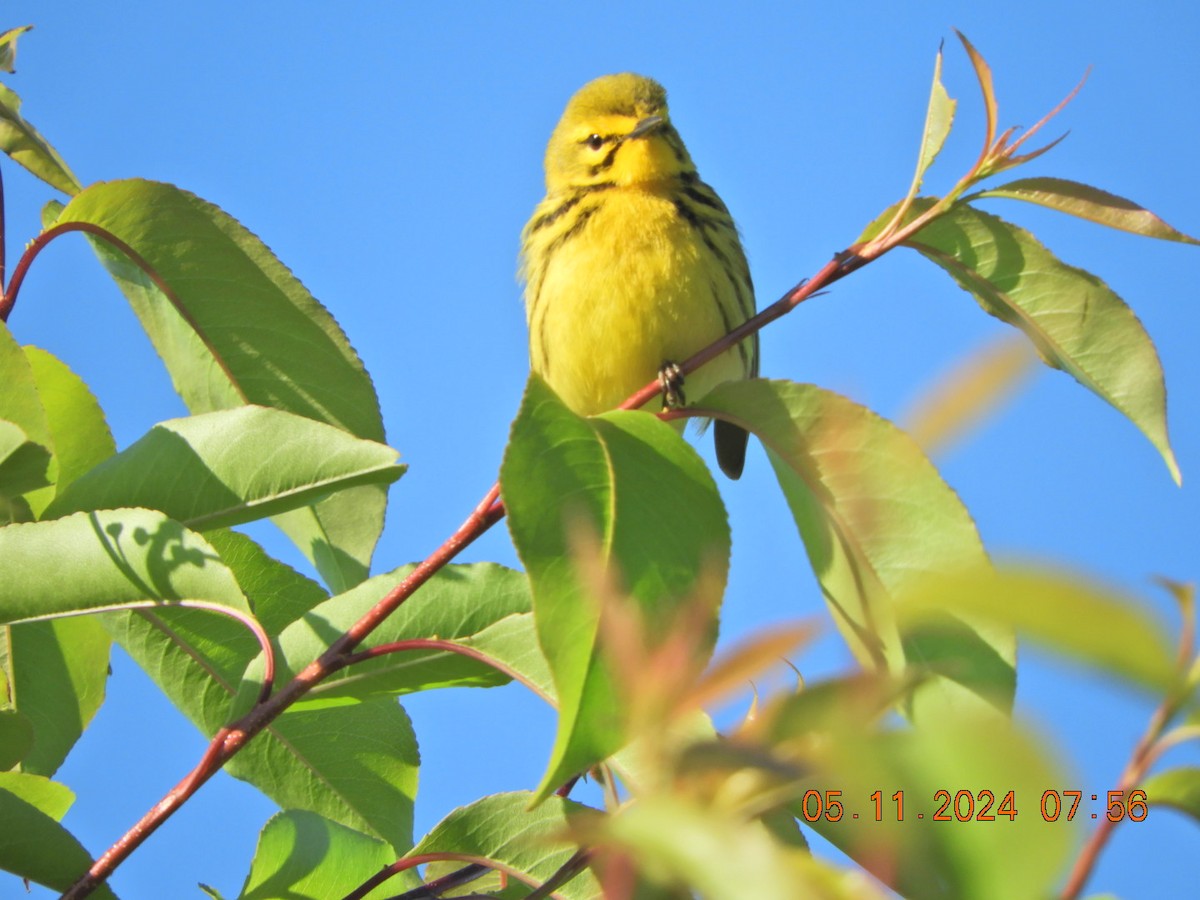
left=584, top=134, right=605, bottom=150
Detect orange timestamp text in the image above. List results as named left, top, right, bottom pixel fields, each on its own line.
left=795, top=789, right=1149, bottom=823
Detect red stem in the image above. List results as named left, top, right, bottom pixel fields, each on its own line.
left=61, top=495, right=507, bottom=899
left=62, top=249, right=867, bottom=898
left=0, top=164, right=7, bottom=304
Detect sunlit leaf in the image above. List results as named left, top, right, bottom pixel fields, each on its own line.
left=695, top=379, right=1010, bottom=717
left=896, top=565, right=1177, bottom=692
left=905, top=201, right=1180, bottom=483
left=0, top=81, right=81, bottom=195
left=803, top=708, right=1072, bottom=900
left=904, top=45, right=956, bottom=210
left=0, top=508, right=249, bottom=623
left=501, top=375, right=730, bottom=801
left=598, top=796, right=879, bottom=900
left=0, top=323, right=53, bottom=506
left=1143, top=766, right=1200, bottom=825
left=45, top=406, right=405, bottom=531
left=973, top=177, right=1200, bottom=244
left=238, top=563, right=536, bottom=711
left=407, top=792, right=601, bottom=900
left=0, top=25, right=32, bottom=73
left=21, top=346, right=116, bottom=517
left=50, top=179, right=387, bottom=589
left=237, top=810, right=407, bottom=900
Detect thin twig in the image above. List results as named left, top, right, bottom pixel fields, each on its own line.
left=63, top=238, right=909, bottom=899
left=61, top=497, right=507, bottom=899
left=1058, top=696, right=1171, bottom=899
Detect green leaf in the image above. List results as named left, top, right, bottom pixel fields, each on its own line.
left=237, top=810, right=409, bottom=900
left=602, top=797, right=872, bottom=900
left=501, top=376, right=730, bottom=800
left=0, top=25, right=32, bottom=73
left=695, top=379, right=1009, bottom=717
left=896, top=566, right=1177, bottom=692
left=103, top=529, right=325, bottom=747
left=803, top=708, right=1072, bottom=900
left=111, top=581, right=419, bottom=849
left=93, top=527, right=415, bottom=849
left=230, top=701, right=418, bottom=851
left=0, top=419, right=51, bottom=498
left=0, top=81, right=81, bottom=195
left=0, top=321, right=52, bottom=467
left=22, top=346, right=116, bottom=514
left=45, top=405, right=405, bottom=531
left=903, top=45, right=956, bottom=213
left=50, top=179, right=387, bottom=589
left=408, top=792, right=601, bottom=900
left=0, top=708, right=34, bottom=769
left=973, top=177, right=1200, bottom=244
left=906, top=200, right=1180, bottom=484
left=0, top=772, right=118, bottom=898
left=240, top=563, right=536, bottom=711
left=0, top=508, right=250, bottom=623
left=1143, top=767, right=1200, bottom=824
left=205, top=528, right=329, bottom=636
left=0, top=616, right=110, bottom=776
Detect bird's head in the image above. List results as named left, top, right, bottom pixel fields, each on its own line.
left=543, top=73, right=695, bottom=191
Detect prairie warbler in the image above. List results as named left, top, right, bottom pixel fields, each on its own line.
left=520, top=73, right=758, bottom=478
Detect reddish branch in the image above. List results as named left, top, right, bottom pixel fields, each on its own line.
left=56, top=243, right=865, bottom=897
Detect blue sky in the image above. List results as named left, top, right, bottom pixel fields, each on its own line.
left=3, top=2, right=1198, bottom=897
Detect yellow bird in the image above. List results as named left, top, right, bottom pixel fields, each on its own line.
left=520, top=73, right=758, bottom=478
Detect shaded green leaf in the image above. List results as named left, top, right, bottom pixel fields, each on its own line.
left=1143, top=767, right=1200, bottom=824
left=0, top=616, right=110, bottom=776
left=45, top=405, right=404, bottom=531
left=0, top=419, right=51, bottom=498
left=50, top=179, right=387, bottom=589
left=501, top=376, right=730, bottom=800
left=0, top=772, right=118, bottom=898
left=896, top=565, right=1177, bottom=692
left=974, top=177, right=1200, bottom=244
left=240, top=562, right=535, bottom=711
left=0, top=81, right=81, bottom=195
left=0, top=708, right=33, bottom=769
left=229, top=700, right=418, bottom=852
left=22, top=346, right=116, bottom=515
left=696, top=379, right=1009, bottom=717
left=237, top=810, right=408, bottom=900
left=906, top=200, right=1180, bottom=483
left=408, top=791, right=601, bottom=900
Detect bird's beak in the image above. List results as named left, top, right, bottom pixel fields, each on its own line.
left=625, top=115, right=664, bottom=141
